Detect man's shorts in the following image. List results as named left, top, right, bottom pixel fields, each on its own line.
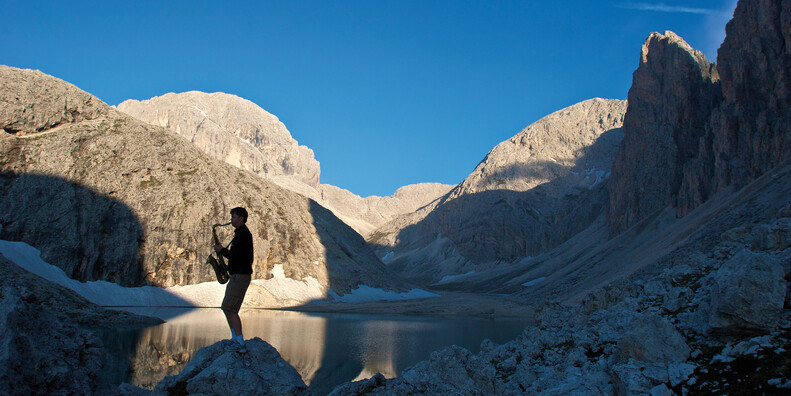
left=221, top=274, right=251, bottom=313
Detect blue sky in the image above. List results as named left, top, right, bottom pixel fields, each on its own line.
left=2, top=0, right=737, bottom=197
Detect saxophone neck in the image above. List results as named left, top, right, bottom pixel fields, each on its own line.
left=212, top=222, right=230, bottom=244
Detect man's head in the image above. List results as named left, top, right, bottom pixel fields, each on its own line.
left=230, top=207, right=248, bottom=227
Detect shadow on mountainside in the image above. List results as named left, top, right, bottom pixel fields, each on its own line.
left=0, top=172, right=150, bottom=286
left=465, top=126, right=624, bottom=193
left=371, top=127, right=623, bottom=287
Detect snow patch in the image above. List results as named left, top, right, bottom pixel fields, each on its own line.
left=522, top=277, right=546, bottom=287
left=329, top=285, right=439, bottom=303
left=0, top=240, right=322, bottom=307
left=436, top=270, right=475, bottom=285
left=252, top=264, right=325, bottom=302
left=381, top=251, right=395, bottom=261
left=584, top=168, right=608, bottom=189
left=193, top=105, right=207, bottom=118
left=0, top=240, right=193, bottom=306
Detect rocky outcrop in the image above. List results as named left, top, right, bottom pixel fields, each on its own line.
left=118, top=91, right=320, bottom=188
left=0, top=66, right=108, bottom=135
left=119, top=91, right=453, bottom=238
left=0, top=66, right=410, bottom=295
left=609, top=0, right=791, bottom=234
left=151, top=338, right=310, bottom=395
left=370, top=98, right=627, bottom=284
left=0, top=254, right=161, bottom=395
left=608, top=32, right=721, bottom=234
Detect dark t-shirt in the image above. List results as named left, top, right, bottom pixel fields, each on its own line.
left=220, top=224, right=254, bottom=275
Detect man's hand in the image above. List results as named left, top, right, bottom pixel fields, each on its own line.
left=214, top=244, right=223, bottom=253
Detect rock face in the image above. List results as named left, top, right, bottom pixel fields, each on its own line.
left=118, top=91, right=453, bottom=238
left=118, top=91, right=320, bottom=188
left=0, top=66, right=409, bottom=295
left=152, top=338, right=310, bottom=396
left=608, top=31, right=721, bottom=234
left=706, top=0, right=791, bottom=192
left=609, top=0, right=791, bottom=233
left=458, top=98, right=627, bottom=197
left=370, top=98, right=627, bottom=284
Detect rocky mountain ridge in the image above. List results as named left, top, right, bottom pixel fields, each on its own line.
left=118, top=91, right=454, bottom=238
left=117, top=91, right=321, bottom=187
left=369, top=98, right=628, bottom=284
left=0, top=65, right=410, bottom=296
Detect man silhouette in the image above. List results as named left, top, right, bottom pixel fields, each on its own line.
left=214, top=207, right=254, bottom=353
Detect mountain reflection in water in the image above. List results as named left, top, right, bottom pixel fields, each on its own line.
left=101, top=307, right=529, bottom=395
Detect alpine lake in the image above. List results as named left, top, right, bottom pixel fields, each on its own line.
left=99, top=307, right=530, bottom=395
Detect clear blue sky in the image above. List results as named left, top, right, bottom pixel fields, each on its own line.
left=2, top=0, right=736, bottom=197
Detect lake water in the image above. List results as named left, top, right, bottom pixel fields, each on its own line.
left=100, top=307, right=530, bottom=395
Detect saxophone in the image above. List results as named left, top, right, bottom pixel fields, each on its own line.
left=206, top=222, right=231, bottom=284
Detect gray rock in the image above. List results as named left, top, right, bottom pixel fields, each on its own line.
left=616, top=314, right=691, bottom=363
left=667, top=362, right=697, bottom=387
left=709, top=250, right=786, bottom=334
left=113, top=383, right=151, bottom=396
left=751, top=218, right=791, bottom=251
left=611, top=361, right=670, bottom=396
left=152, top=338, right=310, bottom=396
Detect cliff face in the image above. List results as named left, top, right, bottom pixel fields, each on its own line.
left=609, top=0, right=791, bottom=233
left=118, top=91, right=321, bottom=188
left=0, top=66, right=408, bottom=294
left=704, top=0, right=791, bottom=196
left=607, top=32, right=721, bottom=234
left=371, top=99, right=627, bottom=284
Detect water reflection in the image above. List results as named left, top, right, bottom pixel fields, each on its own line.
left=101, top=308, right=529, bottom=395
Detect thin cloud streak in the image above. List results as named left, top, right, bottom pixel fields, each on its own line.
left=622, top=2, right=713, bottom=15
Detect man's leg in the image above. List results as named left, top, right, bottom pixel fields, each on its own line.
left=223, top=309, right=243, bottom=339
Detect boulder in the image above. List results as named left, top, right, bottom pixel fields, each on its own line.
left=152, top=338, right=310, bottom=395
left=616, top=314, right=690, bottom=363
left=709, top=250, right=786, bottom=334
